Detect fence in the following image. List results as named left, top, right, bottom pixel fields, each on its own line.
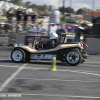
left=0, top=20, right=96, bottom=46
left=0, top=21, right=50, bottom=46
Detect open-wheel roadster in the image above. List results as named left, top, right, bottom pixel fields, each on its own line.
left=11, top=33, right=88, bottom=66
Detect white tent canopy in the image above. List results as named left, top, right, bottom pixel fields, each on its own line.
left=0, top=1, right=26, bottom=11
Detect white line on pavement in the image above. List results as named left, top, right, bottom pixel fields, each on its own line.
left=57, top=69, right=100, bottom=77
left=13, top=78, right=100, bottom=83
left=0, top=64, right=27, bottom=92
left=0, top=65, right=19, bottom=68
left=21, top=67, right=100, bottom=77
left=0, top=93, right=100, bottom=99
left=85, top=62, right=100, bottom=64
left=0, top=64, right=100, bottom=77
left=21, top=94, right=100, bottom=99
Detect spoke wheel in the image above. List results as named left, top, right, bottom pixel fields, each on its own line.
left=11, top=49, right=25, bottom=63
left=65, top=49, right=82, bottom=66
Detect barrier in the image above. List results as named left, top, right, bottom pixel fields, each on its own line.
left=86, top=37, right=100, bottom=55
left=0, top=34, right=9, bottom=46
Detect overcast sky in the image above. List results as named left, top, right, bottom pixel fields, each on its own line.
left=23, top=0, right=100, bottom=11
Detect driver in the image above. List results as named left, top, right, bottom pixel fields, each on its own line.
left=46, top=31, right=58, bottom=49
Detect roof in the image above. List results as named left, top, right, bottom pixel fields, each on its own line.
left=88, top=10, right=100, bottom=17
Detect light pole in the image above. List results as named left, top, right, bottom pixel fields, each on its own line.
left=58, top=0, right=60, bottom=9
left=92, top=0, right=95, bottom=18
left=62, top=0, right=65, bottom=20
left=70, top=0, right=72, bottom=8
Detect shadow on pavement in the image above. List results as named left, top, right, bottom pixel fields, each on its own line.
left=0, top=60, right=12, bottom=63
left=28, top=61, right=68, bottom=66
left=0, top=60, right=68, bottom=66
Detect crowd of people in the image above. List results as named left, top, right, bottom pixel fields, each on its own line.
left=0, top=7, right=39, bottom=34
left=6, top=7, right=38, bottom=24
left=27, top=23, right=67, bottom=36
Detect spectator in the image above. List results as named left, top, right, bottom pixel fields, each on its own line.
left=11, top=22, right=17, bottom=33
left=23, top=11, right=28, bottom=27
left=75, top=25, right=85, bottom=42
left=32, top=10, right=38, bottom=23
left=83, top=24, right=90, bottom=43
left=1, top=21, right=11, bottom=34
left=38, top=24, right=47, bottom=35
left=16, top=8, right=22, bottom=22
left=28, top=24, right=37, bottom=36
left=16, top=22, right=23, bottom=34
left=22, top=8, right=27, bottom=17
left=7, top=8, right=15, bottom=21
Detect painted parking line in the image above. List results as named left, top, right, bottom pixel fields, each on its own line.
left=57, top=69, right=100, bottom=77
left=13, top=78, right=100, bottom=83
left=84, top=62, right=100, bottom=64
left=0, top=93, right=100, bottom=99
left=0, top=65, right=19, bottom=68
left=18, top=67, right=100, bottom=77
left=0, top=64, right=100, bottom=77
left=0, top=64, right=27, bottom=92
left=22, top=93, right=100, bottom=99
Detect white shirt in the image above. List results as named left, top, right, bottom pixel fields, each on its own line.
left=49, top=32, right=58, bottom=39
left=49, top=27, right=56, bottom=33
left=54, top=25, right=58, bottom=30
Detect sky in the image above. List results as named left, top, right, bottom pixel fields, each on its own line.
left=23, top=0, right=100, bottom=11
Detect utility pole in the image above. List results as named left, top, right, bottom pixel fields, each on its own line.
left=92, top=0, right=95, bottom=19
left=62, top=0, right=65, bottom=15
left=70, top=0, right=72, bottom=8
left=62, top=0, right=65, bottom=20
left=58, top=0, right=60, bottom=9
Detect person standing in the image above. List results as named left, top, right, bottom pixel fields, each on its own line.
left=7, top=8, right=15, bottom=21
left=32, top=10, right=38, bottom=24
left=16, top=8, right=22, bottom=22
left=23, top=11, right=28, bottom=28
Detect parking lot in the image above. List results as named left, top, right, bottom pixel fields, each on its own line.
left=0, top=47, right=100, bottom=100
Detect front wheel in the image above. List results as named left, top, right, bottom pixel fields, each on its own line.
left=11, top=49, right=25, bottom=63
left=65, top=49, right=82, bottom=66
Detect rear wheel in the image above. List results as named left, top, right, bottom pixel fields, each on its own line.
left=11, top=49, right=25, bottom=63
left=65, top=49, right=82, bottom=66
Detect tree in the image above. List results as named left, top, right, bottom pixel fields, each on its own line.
left=9, top=0, right=23, bottom=6
left=76, top=8, right=86, bottom=14
left=65, top=7, right=74, bottom=13
left=24, top=1, right=31, bottom=8
left=59, top=6, right=65, bottom=14
left=59, top=6, right=74, bottom=14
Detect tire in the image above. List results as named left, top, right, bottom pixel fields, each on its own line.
left=65, top=49, right=82, bottom=66
left=11, top=49, right=25, bottom=63
left=25, top=52, right=30, bottom=62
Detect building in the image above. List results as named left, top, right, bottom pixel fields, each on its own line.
left=84, top=10, right=100, bottom=22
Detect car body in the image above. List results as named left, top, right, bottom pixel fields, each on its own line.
left=11, top=36, right=88, bottom=66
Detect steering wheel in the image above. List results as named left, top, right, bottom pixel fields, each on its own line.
left=34, top=37, right=43, bottom=50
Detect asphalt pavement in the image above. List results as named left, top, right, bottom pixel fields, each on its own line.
left=0, top=47, right=100, bottom=100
